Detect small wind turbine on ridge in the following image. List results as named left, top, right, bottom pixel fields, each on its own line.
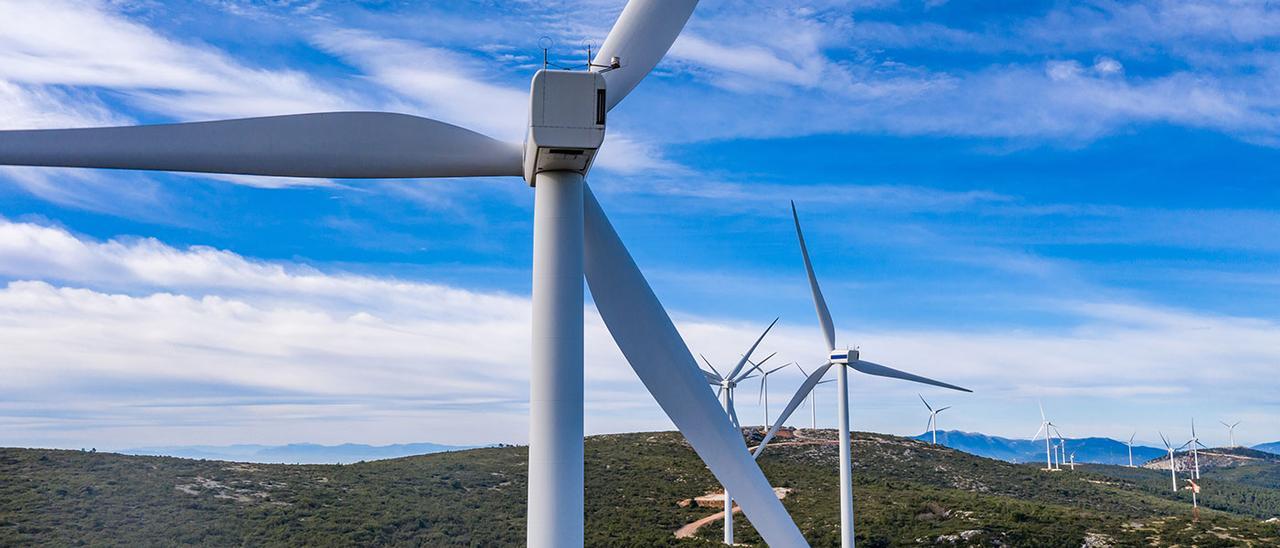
left=1220, top=420, right=1241, bottom=448
left=920, top=395, right=952, bottom=445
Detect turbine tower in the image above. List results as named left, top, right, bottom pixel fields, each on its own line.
left=1221, top=420, right=1241, bottom=448
left=0, top=2, right=812, bottom=546
left=1160, top=432, right=1179, bottom=493
left=920, top=395, right=952, bottom=445
left=752, top=202, right=971, bottom=548
left=1127, top=432, right=1137, bottom=467
left=1031, top=403, right=1058, bottom=471
left=699, top=319, right=778, bottom=546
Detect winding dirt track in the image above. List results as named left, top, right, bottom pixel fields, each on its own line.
left=673, top=430, right=824, bottom=539
left=673, top=505, right=741, bottom=539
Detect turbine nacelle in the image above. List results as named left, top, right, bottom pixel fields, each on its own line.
left=829, top=346, right=858, bottom=365
left=523, top=69, right=607, bottom=185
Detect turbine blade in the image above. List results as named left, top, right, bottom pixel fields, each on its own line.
left=0, top=112, right=521, bottom=178
left=728, top=401, right=740, bottom=428
left=701, top=369, right=721, bottom=384
left=593, top=0, right=699, bottom=111
left=757, top=376, right=766, bottom=405
left=766, top=363, right=792, bottom=376
left=791, top=202, right=837, bottom=352
left=918, top=393, right=933, bottom=412
left=849, top=360, right=971, bottom=392
left=1039, top=400, right=1046, bottom=422
left=699, top=354, right=723, bottom=380
left=581, top=185, right=806, bottom=546
left=753, top=363, right=835, bottom=459
left=727, top=318, right=778, bottom=381
left=936, top=406, right=952, bottom=413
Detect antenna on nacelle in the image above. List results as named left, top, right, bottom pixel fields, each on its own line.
left=538, top=36, right=554, bottom=69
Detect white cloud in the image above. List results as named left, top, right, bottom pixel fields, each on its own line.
left=1, top=218, right=1277, bottom=448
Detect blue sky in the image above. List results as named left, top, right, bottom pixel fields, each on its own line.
left=0, top=0, right=1278, bottom=450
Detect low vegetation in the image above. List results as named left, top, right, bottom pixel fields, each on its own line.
left=2, top=430, right=1278, bottom=546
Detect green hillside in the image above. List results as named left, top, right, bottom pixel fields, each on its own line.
left=2, top=430, right=1278, bottom=546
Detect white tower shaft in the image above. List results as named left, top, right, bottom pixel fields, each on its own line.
left=527, top=172, right=585, bottom=548
left=722, top=385, right=735, bottom=545
left=837, top=365, right=855, bottom=548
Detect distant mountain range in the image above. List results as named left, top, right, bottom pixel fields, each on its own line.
left=913, top=430, right=1166, bottom=465
left=122, top=442, right=479, bottom=464
left=1255, top=441, right=1280, bottom=455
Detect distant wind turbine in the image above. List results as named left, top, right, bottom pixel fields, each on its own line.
left=1031, top=402, right=1059, bottom=471
left=757, top=362, right=793, bottom=428
left=1220, top=420, right=1241, bottom=448
left=1127, top=432, right=1137, bottom=468
left=699, top=318, right=778, bottom=546
left=751, top=202, right=971, bottom=548
left=919, top=395, right=952, bottom=445
left=1160, top=432, right=1179, bottom=493
left=794, top=364, right=834, bottom=429
left=1179, top=419, right=1207, bottom=480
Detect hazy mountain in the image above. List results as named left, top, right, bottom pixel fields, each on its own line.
left=122, top=442, right=477, bottom=464
left=1254, top=441, right=1280, bottom=455
left=914, top=430, right=1166, bottom=465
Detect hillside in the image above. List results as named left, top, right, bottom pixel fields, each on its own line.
left=3, top=430, right=1279, bottom=546
left=122, top=442, right=476, bottom=464
left=915, top=430, right=1165, bottom=465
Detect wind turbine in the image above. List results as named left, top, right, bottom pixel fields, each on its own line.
left=0, top=2, right=811, bottom=546
left=1160, top=432, right=1179, bottom=493
left=757, top=362, right=793, bottom=429
left=752, top=202, right=971, bottom=548
left=699, top=319, right=778, bottom=546
left=795, top=363, right=834, bottom=429
left=919, top=395, right=952, bottom=445
left=1031, top=403, right=1058, bottom=471
left=1068, top=451, right=1076, bottom=471
left=1179, top=419, right=1207, bottom=480
left=1127, top=432, right=1137, bottom=467
left=1052, top=426, right=1067, bottom=471
left=1221, top=420, right=1241, bottom=448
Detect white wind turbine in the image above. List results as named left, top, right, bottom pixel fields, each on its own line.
left=795, top=363, right=835, bottom=429
left=1160, top=432, right=1179, bottom=493
left=1179, top=419, right=1208, bottom=480
left=757, top=362, right=794, bottom=429
left=1127, top=432, right=1137, bottom=468
left=699, top=319, right=778, bottom=546
left=1221, top=420, right=1241, bottom=448
left=0, top=2, right=811, bottom=546
left=1031, top=403, right=1059, bottom=471
left=919, top=395, right=952, bottom=445
left=751, top=202, right=971, bottom=548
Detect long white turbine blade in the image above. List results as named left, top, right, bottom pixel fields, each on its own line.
left=699, top=354, right=723, bottom=380
left=1032, top=423, right=1046, bottom=441
left=752, top=363, right=834, bottom=459
left=791, top=202, right=836, bottom=352
left=765, top=363, right=792, bottom=377
left=728, top=401, right=740, bottom=428
left=593, top=0, right=698, bottom=111
left=0, top=112, right=522, bottom=178
left=1039, top=400, right=1046, bottom=423
left=850, top=360, right=971, bottom=392
left=701, top=369, right=721, bottom=384
left=581, top=186, right=807, bottom=546
left=757, top=375, right=766, bottom=404
left=727, top=318, right=778, bottom=381
left=919, top=394, right=934, bottom=413
left=936, top=406, right=952, bottom=414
